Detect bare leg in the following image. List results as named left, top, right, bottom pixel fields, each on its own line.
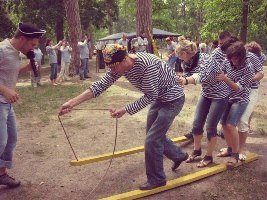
left=206, top=137, right=217, bottom=156
left=225, top=123, right=239, bottom=153
left=238, top=131, right=248, bottom=153
left=193, top=134, right=202, bottom=150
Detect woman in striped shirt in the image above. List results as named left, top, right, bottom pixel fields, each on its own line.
left=176, top=39, right=229, bottom=167
left=216, top=41, right=254, bottom=167
left=58, top=44, right=188, bottom=190
left=224, top=41, right=265, bottom=161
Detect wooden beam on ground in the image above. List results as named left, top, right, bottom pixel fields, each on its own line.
left=99, top=152, right=259, bottom=200
left=70, top=136, right=188, bottom=166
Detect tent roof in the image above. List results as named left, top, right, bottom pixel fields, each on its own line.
left=97, top=28, right=180, bottom=41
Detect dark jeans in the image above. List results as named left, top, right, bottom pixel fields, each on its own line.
left=145, top=96, right=187, bottom=184
left=79, top=58, right=89, bottom=79
left=50, top=63, right=58, bottom=80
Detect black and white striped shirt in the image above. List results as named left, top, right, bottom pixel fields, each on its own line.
left=247, top=52, right=266, bottom=89
left=224, top=55, right=254, bottom=103
left=211, top=47, right=226, bottom=65
left=183, top=52, right=210, bottom=77
left=90, top=52, right=184, bottom=115
left=199, top=58, right=230, bottom=99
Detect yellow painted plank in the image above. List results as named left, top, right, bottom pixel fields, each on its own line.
left=70, top=136, right=188, bottom=166
left=99, top=152, right=259, bottom=200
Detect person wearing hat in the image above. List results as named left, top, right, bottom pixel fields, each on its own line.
left=0, top=22, right=45, bottom=187
left=58, top=43, right=188, bottom=190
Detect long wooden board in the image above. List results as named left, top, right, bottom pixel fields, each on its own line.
left=99, top=152, right=259, bottom=200
left=70, top=136, right=188, bottom=166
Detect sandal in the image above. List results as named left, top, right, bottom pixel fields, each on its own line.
left=186, top=149, right=202, bottom=163
left=197, top=155, right=213, bottom=168
left=217, top=147, right=232, bottom=157
left=226, top=153, right=239, bottom=168
left=239, top=153, right=247, bottom=161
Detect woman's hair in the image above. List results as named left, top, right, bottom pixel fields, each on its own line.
left=46, top=39, right=51, bottom=46
left=221, top=36, right=239, bottom=52
left=175, top=39, right=198, bottom=56
left=178, top=35, right=186, bottom=42
left=226, top=41, right=246, bottom=62
left=245, top=41, right=262, bottom=57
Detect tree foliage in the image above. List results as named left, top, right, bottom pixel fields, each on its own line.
left=1, top=0, right=266, bottom=50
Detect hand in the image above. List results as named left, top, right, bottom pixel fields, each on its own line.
left=215, top=72, right=226, bottom=81
left=3, top=87, right=19, bottom=104
left=176, top=76, right=186, bottom=85
left=58, top=101, right=73, bottom=116
left=109, top=107, right=126, bottom=118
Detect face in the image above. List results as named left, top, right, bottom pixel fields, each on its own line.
left=19, top=37, right=39, bottom=54
left=218, top=37, right=230, bottom=46
left=177, top=51, right=192, bottom=62
left=108, top=59, right=127, bottom=75
left=229, top=56, right=241, bottom=66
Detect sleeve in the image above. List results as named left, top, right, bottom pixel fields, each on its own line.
left=237, top=63, right=254, bottom=91
left=89, top=71, right=121, bottom=97
left=125, top=63, right=160, bottom=115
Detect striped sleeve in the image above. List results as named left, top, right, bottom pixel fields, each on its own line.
left=125, top=62, right=160, bottom=115
left=89, top=71, right=120, bottom=97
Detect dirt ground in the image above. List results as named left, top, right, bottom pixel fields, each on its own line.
left=0, top=62, right=266, bottom=200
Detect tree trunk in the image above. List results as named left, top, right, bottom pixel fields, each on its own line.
left=56, top=17, right=64, bottom=65
left=136, top=0, right=152, bottom=53
left=63, top=0, right=82, bottom=75
left=240, top=0, right=249, bottom=42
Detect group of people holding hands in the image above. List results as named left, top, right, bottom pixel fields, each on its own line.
left=58, top=31, right=265, bottom=190
left=0, top=22, right=265, bottom=191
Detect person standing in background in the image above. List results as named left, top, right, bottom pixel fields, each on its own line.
left=165, top=37, right=177, bottom=70
left=58, top=40, right=72, bottom=82
left=118, top=33, right=129, bottom=51
left=46, top=39, right=62, bottom=86
left=136, top=31, right=148, bottom=52
left=78, top=35, right=90, bottom=80
left=31, top=46, right=43, bottom=87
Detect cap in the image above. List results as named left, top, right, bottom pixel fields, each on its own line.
left=102, top=44, right=127, bottom=67
left=18, top=22, right=46, bottom=38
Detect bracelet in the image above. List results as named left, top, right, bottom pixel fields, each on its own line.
left=185, top=77, right=188, bottom=85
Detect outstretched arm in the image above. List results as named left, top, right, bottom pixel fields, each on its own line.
left=58, top=89, right=94, bottom=115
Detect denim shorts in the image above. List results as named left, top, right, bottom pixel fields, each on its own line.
left=220, top=101, right=248, bottom=126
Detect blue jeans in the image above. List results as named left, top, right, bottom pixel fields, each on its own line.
left=0, top=103, right=17, bottom=169
left=191, top=95, right=228, bottom=140
left=220, top=101, right=248, bottom=126
left=50, top=63, right=58, bottom=80
left=168, top=56, right=177, bottom=69
left=145, top=96, right=186, bottom=184
left=79, top=58, right=89, bottom=79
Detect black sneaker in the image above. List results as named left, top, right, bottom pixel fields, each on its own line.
left=139, top=181, right=166, bottom=190
left=0, top=174, right=21, bottom=188
left=171, top=153, right=189, bottom=171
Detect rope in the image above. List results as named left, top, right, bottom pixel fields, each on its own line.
left=58, top=108, right=118, bottom=198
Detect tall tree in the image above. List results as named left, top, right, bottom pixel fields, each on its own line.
left=0, top=0, right=15, bottom=40
left=63, top=0, right=82, bottom=74
left=240, top=0, right=250, bottom=42
left=136, top=0, right=152, bottom=52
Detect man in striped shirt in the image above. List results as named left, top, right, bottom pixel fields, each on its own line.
left=59, top=44, right=188, bottom=190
